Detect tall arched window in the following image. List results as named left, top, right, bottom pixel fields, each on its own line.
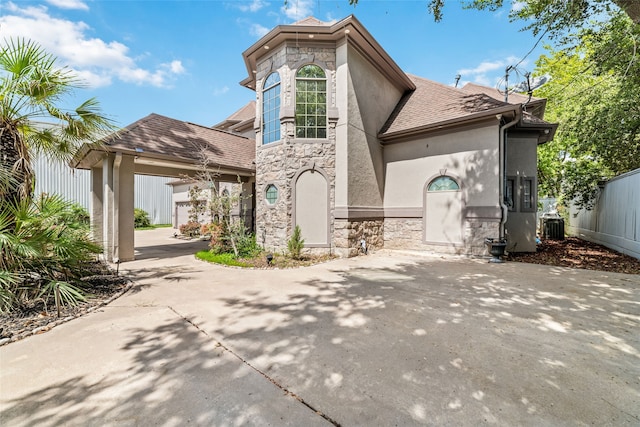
left=262, top=72, right=281, bottom=145
left=295, top=64, right=327, bottom=139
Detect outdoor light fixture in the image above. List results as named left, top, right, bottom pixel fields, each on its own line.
left=266, top=253, right=274, bottom=265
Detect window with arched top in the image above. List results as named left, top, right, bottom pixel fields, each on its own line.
left=295, top=64, right=327, bottom=139
left=262, top=72, right=281, bottom=145
left=427, top=176, right=460, bottom=191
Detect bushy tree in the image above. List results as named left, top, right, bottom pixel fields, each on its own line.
left=534, top=11, right=639, bottom=208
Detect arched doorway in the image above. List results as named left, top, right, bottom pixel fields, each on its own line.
left=424, top=176, right=463, bottom=245
left=293, top=167, right=329, bottom=246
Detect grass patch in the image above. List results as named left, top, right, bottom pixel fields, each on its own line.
left=135, top=224, right=173, bottom=230
left=196, top=251, right=252, bottom=267
left=196, top=250, right=336, bottom=268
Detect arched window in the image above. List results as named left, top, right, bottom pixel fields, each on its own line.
left=428, top=176, right=460, bottom=191
left=295, top=64, right=327, bottom=139
left=262, top=72, right=281, bottom=145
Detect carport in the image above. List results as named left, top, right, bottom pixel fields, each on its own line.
left=72, top=113, right=256, bottom=262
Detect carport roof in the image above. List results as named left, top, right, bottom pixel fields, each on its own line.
left=72, top=113, right=256, bottom=174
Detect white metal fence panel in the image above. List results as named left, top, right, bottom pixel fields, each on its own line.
left=33, top=156, right=172, bottom=225
left=33, top=156, right=91, bottom=208
left=134, top=174, right=172, bottom=225
left=567, top=168, right=640, bottom=259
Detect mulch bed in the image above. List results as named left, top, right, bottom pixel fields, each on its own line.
left=0, top=267, right=131, bottom=346
left=507, top=236, right=640, bottom=275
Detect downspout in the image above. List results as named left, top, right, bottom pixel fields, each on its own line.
left=498, top=109, right=521, bottom=240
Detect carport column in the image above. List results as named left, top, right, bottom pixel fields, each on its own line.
left=101, top=153, right=135, bottom=262
left=102, top=155, right=115, bottom=262
left=114, top=153, right=135, bottom=262
left=90, top=165, right=104, bottom=247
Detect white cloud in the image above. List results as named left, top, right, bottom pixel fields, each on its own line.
left=457, top=56, right=526, bottom=87
left=249, top=23, right=270, bottom=38
left=237, top=0, right=268, bottom=13
left=166, top=60, right=186, bottom=75
left=511, top=1, right=527, bottom=13
left=0, top=2, right=185, bottom=88
left=282, top=0, right=314, bottom=21
left=45, top=0, right=89, bottom=11
left=213, top=86, right=230, bottom=96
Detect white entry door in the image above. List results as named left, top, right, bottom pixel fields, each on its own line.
left=424, top=176, right=463, bottom=244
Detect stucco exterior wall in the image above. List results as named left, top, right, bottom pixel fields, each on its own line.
left=338, top=44, right=404, bottom=211
left=504, top=133, right=539, bottom=252
left=383, top=123, right=501, bottom=255
left=333, top=43, right=403, bottom=253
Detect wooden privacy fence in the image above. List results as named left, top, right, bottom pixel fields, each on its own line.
left=567, top=168, right=640, bottom=260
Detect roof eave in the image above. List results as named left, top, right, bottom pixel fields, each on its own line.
left=240, top=15, right=415, bottom=92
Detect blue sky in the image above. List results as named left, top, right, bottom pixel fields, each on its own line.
left=1, top=0, right=547, bottom=128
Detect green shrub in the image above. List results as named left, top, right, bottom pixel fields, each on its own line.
left=236, top=231, right=262, bottom=258
left=59, top=203, right=90, bottom=228
left=287, top=225, right=305, bottom=260
left=0, top=194, right=102, bottom=314
left=134, top=208, right=151, bottom=228
left=179, top=221, right=201, bottom=237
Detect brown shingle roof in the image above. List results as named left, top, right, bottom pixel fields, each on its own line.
left=460, top=82, right=531, bottom=105
left=224, top=100, right=256, bottom=123
left=379, top=75, right=514, bottom=139
left=104, top=113, right=255, bottom=171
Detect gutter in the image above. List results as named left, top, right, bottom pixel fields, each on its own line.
left=498, top=109, right=521, bottom=240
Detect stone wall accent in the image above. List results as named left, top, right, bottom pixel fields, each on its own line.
left=383, top=218, right=423, bottom=250
left=384, top=217, right=499, bottom=256
left=255, top=45, right=337, bottom=254
left=465, top=219, right=500, bottom=255
left=334, top=219, right=384, bottom=257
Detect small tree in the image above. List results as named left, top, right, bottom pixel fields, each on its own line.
left=188, top=145, right=255, bottom=258
left=288, top=225, right=305, bottom=260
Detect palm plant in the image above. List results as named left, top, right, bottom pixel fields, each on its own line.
left=0, top=194, right=102, bottom=314
left=0, top=38, right=115, bottom=314
left=0, top=37, right=115, bottom=205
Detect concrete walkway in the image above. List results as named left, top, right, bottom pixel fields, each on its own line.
left=1, top=229, right=639, bottom=426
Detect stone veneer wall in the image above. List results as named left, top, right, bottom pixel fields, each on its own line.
left=384, top=218, right=499, bottom=256
left=334, top=219, right=384, bottom=257
left=255, top=44, right=337, bottom=254
left=465, top=219, right=500, bottom=255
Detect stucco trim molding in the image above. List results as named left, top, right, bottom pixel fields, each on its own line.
left=464, top=206, right=502, bottom=220
left=334, top=206, right=384, bottom=220
left=383, top=207, right=423, bottom=218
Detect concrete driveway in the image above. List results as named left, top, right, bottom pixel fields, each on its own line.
left=1, top=229, right=639, bottom=426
